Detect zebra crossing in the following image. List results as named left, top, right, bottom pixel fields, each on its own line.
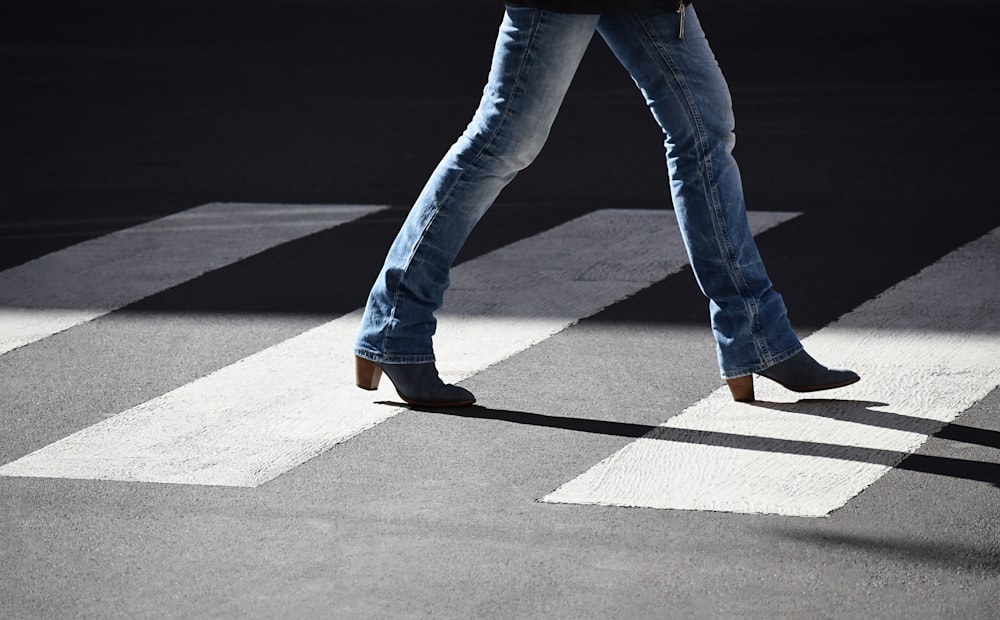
left=1, top=203, right=998, bottom=517
left=544, top=226, right=1000, bottom=516
left=0, top=202, right=385, bottom=356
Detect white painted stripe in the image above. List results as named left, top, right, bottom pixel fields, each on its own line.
left=0, top=203, right=386, bottom=356
left=0, top=210, right=797, bottom=487
left=542, top=226, right=1000, bottom=517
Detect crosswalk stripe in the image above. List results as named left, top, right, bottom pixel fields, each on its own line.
left=0, top=209, right=798, bottom=487
left=541, top=226, right=1000, bottom=517
left=0, top=202, right=386, bottom=356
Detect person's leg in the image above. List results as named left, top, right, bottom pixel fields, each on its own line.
left=597, top=7, right=857, bottom=399
left=354, top=9, right=600, bottom=404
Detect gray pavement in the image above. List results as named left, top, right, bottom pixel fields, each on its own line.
left=2, top=1, right=999, bottom=618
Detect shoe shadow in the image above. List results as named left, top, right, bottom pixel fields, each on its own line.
left=395, top=399, right=1000, bottom=488
left=749, top=398, right=1000, bottom=485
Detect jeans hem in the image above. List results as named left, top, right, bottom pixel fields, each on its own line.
left=353, top=348, right=437, bottom=365
left=719, top=343, right=803, bottom=380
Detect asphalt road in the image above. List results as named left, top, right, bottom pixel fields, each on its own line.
left=2, top=0, right=999, bottom=618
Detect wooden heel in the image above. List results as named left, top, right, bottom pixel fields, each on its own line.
left=355, top=356, right=383, bottom=390
left=726, top=375, right=755, bottom=402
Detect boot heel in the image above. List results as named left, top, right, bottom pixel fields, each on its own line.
left=726, top=375, right=755, bottom=402
left=355, top=356, right=382, bottom=390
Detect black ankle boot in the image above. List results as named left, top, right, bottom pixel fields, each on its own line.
left=727, top=350, right=859, bottom=402
left=355, top=356, right=476, bottom=407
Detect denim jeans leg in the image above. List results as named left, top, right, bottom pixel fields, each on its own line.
left=354, top=9, right=600, bottom=364
left=598, top=7, right=802, bottom=378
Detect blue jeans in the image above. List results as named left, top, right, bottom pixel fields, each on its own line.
left=354, top=6, right=802, bottom=379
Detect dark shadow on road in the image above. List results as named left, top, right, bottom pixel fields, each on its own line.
left=391, top=401, right=1000, bottom=487
left=772, top=529, right=1000, bottom=574
left=750, top=398, right=1000, bottom=450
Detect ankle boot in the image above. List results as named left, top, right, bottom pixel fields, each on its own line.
left=726, top=350, right=860, bottom=402
left=355, top=356, right=476, bottom=407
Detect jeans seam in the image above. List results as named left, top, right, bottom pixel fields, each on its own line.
left=378, top=9, right=544, bottom=359
left=635, top=9, right=772, bottom=366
